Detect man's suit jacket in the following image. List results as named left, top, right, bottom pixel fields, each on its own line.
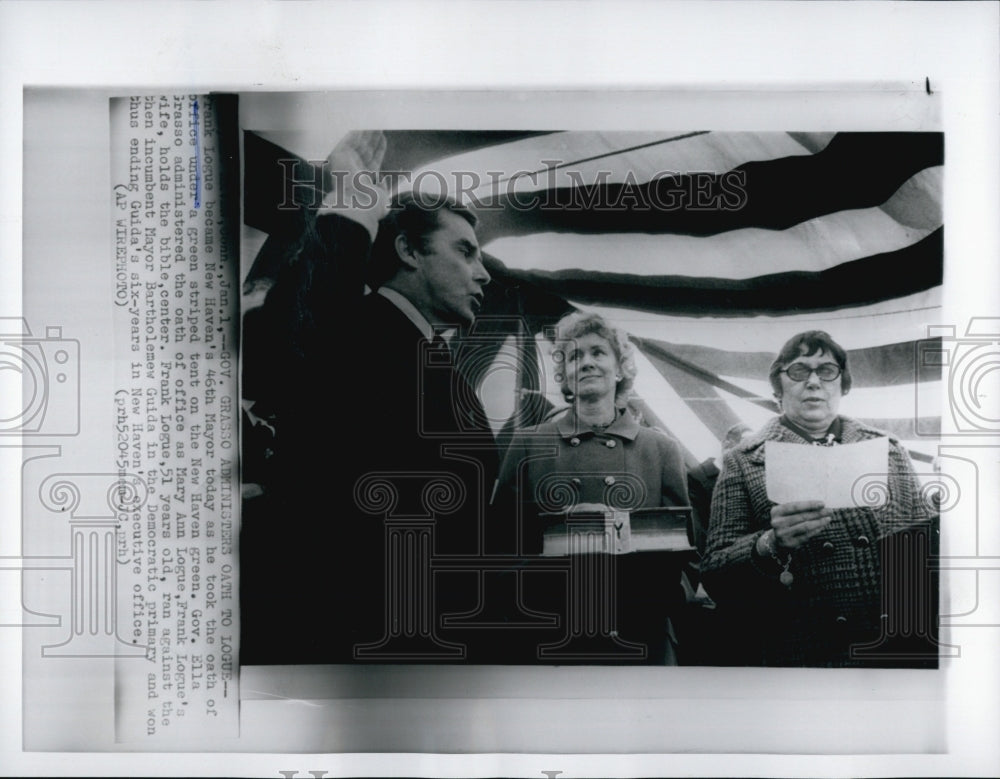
left=241, top=212, right=499, bottom=663
left=351, top=291, right=500, bottom=552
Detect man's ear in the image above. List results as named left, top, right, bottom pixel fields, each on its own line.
left=395, top=234, right=420, bottom=270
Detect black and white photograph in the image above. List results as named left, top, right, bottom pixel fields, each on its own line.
left=2, top=1, right=999, bottom=776
left=238, top=115, right=945, bottom=671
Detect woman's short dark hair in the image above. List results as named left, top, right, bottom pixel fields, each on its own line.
left=768, top=330, right=852, bottom=397
left=367, top=191, right=478, bottom=290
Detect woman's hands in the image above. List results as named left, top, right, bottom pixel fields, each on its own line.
left=769, top=500, right=833, bottom=551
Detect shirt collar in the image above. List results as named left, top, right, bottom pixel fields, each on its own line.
left=555, top=407, right=640, bottom=441
left=377, top=287, right=438, bottom=341
left=779, top=414, right=843, bottom=445
left=744, top=416, right=854, bottom=464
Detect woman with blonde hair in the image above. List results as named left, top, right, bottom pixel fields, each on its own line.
left=495, top=311, right=690, bottom=663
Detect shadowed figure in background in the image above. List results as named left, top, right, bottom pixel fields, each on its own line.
left=674, top=421, right=756, bottom=665
left=687, top=421, right=753, bottom=556
left=241, top=132, right=500, bottom=663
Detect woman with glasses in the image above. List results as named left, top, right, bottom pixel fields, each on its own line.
left=700, top=330, right=933, bottom=666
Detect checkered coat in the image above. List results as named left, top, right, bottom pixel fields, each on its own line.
left=700, top=416, right=933, bottom=667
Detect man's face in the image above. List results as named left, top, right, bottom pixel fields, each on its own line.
left=414, top=210, right=490, bottom=326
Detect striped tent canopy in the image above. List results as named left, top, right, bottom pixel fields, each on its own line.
left=242, top=129, right=943, bottom=471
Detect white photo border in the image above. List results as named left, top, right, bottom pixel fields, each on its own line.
left=2, top=2, right=998, bottom=777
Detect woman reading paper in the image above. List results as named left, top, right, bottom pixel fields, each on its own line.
left=700, top=331, right=934, bottom=667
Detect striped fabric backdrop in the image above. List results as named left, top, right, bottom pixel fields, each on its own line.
left=242, top=129, right=942, bottom=471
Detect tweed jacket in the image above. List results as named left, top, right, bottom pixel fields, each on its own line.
left=700, top=415, right=932, bottom=667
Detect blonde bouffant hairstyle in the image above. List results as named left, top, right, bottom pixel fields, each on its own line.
left=552, top=311, right=637, bottom=407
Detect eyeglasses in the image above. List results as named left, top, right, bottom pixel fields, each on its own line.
left=780, top=362, right=842, bottom=382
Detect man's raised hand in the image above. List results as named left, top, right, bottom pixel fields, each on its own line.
left=326, top=130, right=387, bottom=180
left=322, top=131, right=389, bottom=239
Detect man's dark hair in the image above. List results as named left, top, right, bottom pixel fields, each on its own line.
left=368, top=191, right=478, bottom=290
left=767, top=330, right=852, bottom=397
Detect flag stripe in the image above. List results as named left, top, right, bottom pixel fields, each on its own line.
left=484, top=167, right=942, bottom=278
left=471, top=132, right=943, bottom=242
left=494, top=227, right=941, bottom=317
left=404, top=130, right=835, bottom=201
left=575, top=289, right=940, bottom=350
left=631, top=338, right=940, bottom=387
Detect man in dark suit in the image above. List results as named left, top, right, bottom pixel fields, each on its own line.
left=241, top=132, right=500, bottom=663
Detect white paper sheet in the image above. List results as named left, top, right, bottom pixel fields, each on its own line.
left=765, top=437, right=889, bottom=509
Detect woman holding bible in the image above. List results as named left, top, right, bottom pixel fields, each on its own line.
left=494, top=312, right=690, bottom=664
left=700, top=330, right=934, bottom=667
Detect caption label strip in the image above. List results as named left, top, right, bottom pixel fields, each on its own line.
left=110, top=95, right=239, bottom=742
